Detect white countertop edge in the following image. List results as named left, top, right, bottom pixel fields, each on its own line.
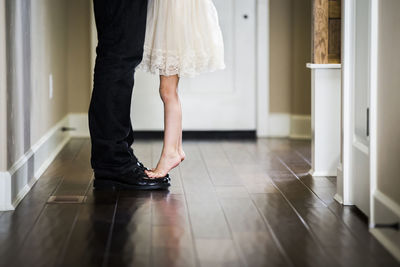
left=306, top=63, right=342, bottom=69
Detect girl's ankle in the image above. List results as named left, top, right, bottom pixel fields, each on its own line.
left=161, top=150, right=180, bottom=158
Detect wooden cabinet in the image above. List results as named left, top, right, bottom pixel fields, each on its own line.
left=312, top=0, right=341, bottom=64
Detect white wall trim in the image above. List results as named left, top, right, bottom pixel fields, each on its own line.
left=267, top=113, right=311, bottom=139
left=370, top=229, right=400, bottom=262
left=334, top=193, right=344, bottom=204
left=369, top=2, right=400, bottom=261
left=267, top=113, right=290, bottom=137
left=0, top=113, right=90, bottom=211
left=11, top=135, right=70, bottom=208
left=306, top=63, right=341, bottom=69
left=290, top=115, right=311, bottom=140
left=374, top=190, right=400, bottom=219
left=341, top=0, right=356, bottom=205
left=8, top=116, right=69, bottom=176
left=256, top=0, right=270, bottom=137
left=0, top=115, right=71, bottom=210
left=369, top=0, right=379, bottom=228
left=335, top=163, right=344, bottom=204
left=353, top=137, right=369, bottom=155
left=68, top=113, right=90, bottom=137
left=0, top=172, right=12, bottom=210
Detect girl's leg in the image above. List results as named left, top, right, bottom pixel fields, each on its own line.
left=178, top=105, right=185, bottom=161
left=146, top=75, right=183, bottom=178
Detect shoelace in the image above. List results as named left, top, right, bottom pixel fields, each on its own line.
left=132, top=166, right=146, bottom=177
left=136, top=161, right=148, bottom=171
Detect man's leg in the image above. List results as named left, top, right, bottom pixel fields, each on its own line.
left=89, top=0, right=147, bottom=177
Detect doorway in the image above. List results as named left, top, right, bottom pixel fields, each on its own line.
left=131, top=0, right=257, bottom=131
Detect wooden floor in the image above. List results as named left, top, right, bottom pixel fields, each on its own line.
left=0, top=138, right=398, bottom=267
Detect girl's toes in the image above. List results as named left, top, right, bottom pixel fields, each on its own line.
left=145, top=171, right=156, bottom=178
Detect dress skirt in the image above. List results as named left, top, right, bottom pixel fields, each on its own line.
left=136, top=0, right=226, bottom=78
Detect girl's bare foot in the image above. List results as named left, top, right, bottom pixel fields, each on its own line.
left=179, top=149, right=186, bottom=161
left=145, top=152, right=182, bottom=178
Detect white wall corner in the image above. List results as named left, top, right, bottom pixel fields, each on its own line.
left=256, top=0, right=269, bottom=138
left=0, top=172, right=13, bottom=211
left=267, top=113, right=311, bottom=139
left=68, top=113, right=90, bottom=137
left=267, top=113, right=290, bottom=137
left=290, top=115, right=311, bottom=139
left=335, top=163, right=344, bottom=204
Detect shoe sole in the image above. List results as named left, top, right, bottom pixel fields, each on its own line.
left=93, top=179, right=170, bottom=191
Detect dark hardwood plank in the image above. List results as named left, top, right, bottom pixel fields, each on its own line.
left=151, top=194, right=196, bottom=267
left=6, top=138, right=93, bottom=267
left=296, top=206, right=400, bottom=267
left=219, top=196, right=291, bottom=267
left=251, top=192, right=340, bottom=267
left=40, top=138, right=86, bottom=179
left=180, top=143, right=232, bottom=239
left=0, top=138, right=86, bottom=263
left=204, top=142, right=290, bottom=266
left=53, top=139, right=93, bottom=196
left=199, top=142, right=242, bottom=186
left=106, top=195, right=152, bottom=267
left=2, top=138, right=399, bottom=267
left=327, top=201, right=400, bottom=266
left=225, top=140, right=341, bottom=267
left=14, top=204, right=81, bottom=267
left=180, top=142, right=241, bottom=266
left=58, top=187, right=118, bottom=267
left=0, top=175, right=63, bottom=264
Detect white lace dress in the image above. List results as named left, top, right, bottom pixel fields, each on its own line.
left=136, top=0, right=225, bottom=78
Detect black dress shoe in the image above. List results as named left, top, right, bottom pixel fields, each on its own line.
left=93, top=166, right=170, bottom=190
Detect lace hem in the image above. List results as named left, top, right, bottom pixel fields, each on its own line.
left=136, top=46, right=226, bottom=78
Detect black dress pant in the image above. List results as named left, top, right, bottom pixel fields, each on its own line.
left=89, top=0, right=148, bottom=177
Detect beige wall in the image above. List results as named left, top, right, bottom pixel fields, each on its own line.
left=30, top=0, right=69, bottom=145
left=6, top=0, right=91, bottom=168
left=291, top=0, right=312, bottom=115
left=376, top=0, right=400, bottom=205
left=270, top=0, right=292, bottom=113
left=67, top=0, right=91, bottom=113
left=269, top=0, right=311, bottom=115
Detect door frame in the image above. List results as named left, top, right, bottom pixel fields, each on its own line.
left=340, top=0, right=356, bottom=205
left=89, top=0, right=271, bottom=137
left=340, top=0, right=377, bottom=207
left=256, top=0, right=270, bottom=137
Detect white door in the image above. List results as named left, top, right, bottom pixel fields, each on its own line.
left=351, top=0, right=372, bottom=216
left=131, top=0, right=256, bottom=131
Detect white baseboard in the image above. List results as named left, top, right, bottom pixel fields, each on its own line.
left=0, top=113, right=90, bottom=211
left=369, top=190, right=400, bottom=261
left=0, top=115, right=71, bottom=211
left=267, top=113, right=290, bottom=137
left=290, top=115, right=311, bottom=139
left=268, top=113, right=311, bottom=139
left=370, top=228, right=400, bottom=262
left=0, top=172, right=12, bottom=210
left=373, top=190, right=400, bottom=223
left=308, top=169, right=337, bottom=177
left=68, top=113, right=90, bottom=137
left=334, top=193, right=343, bottom=204
left=335, top=163, right=344, bottom=204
